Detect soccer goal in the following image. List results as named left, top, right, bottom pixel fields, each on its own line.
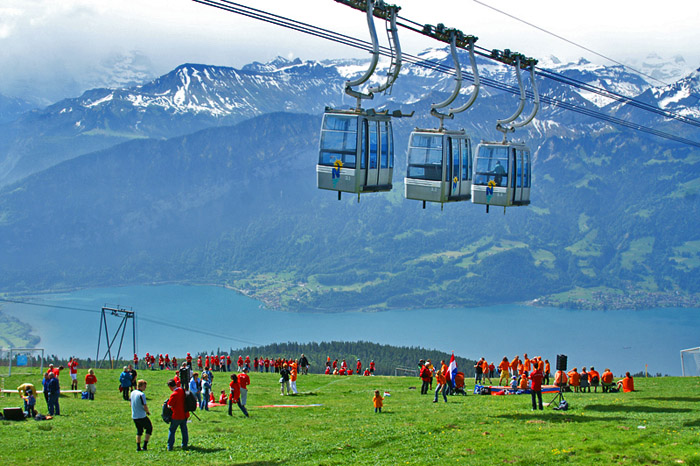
left=394, top=367, right=419, bottom=377
left=680, top=347, right=700, bottom=377
left=4, top=348, right=45, bottom=376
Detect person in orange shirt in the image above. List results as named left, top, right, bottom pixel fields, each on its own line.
left=588, top=366, right=600, bottom=392
left=481, top=360, right=491, bottom=385
left=554, top=370, right=568, bottom=388
left=518, top=372, right=529, bottom=390
left=373, top=390, right=384, bottom=413
left=433, top=362, right=448, bottom=403
left=601, top=368, right=615, bottom=392
left=517, top=362, right=525, bottom=384
left=523, top=354, right=531, bottom=372
left=290, top=363, right=298, bottom=395
left=544, top=359, right=551, bottom=385
left=498, top=357, right=510, bottom=386
left=617, top=372, right=635, bottom=392
left=568, top=368, right=581, bottom=392
left=510, top=356, right=519, bottom=377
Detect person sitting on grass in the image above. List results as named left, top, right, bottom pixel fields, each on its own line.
left=601, top=368, right=615, bottom=393
left=617, top=372, right=635, bottom=393
left=519, top=371, right=529, bottom=390
left=218, top=390, right=227, bottom=404
left=580, top=367, right=590, bottom=393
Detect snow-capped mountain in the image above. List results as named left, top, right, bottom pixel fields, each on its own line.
left=0, top=50, right=698, bottom=187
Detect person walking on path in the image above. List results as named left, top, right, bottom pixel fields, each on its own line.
left=120, top=366, right=132, bottom=401
left=131, top=379, right=152, bottom=451
left=228, top=374, right=249, bottom=417
left=166, top=379, right=189, bottom=451
left=530, top=365, right=544, bottom=411
left=85, top=369, right=97, bottom=400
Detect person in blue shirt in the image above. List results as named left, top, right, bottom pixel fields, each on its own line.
left=188, top=372, right=201, bottom=410
left=46, top=372, right=61, bottom=416
left=119, top=366, right=132, bottom=401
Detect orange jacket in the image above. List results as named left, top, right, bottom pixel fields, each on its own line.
left=568, top=371, right=580, bottom=386
left=602, top=371, right=614, bottom=384
left=620, top=376, right=635, bottom=392
left=498, top=361, right=509, bottom=372
left=373, top=395, right=383, bottom=408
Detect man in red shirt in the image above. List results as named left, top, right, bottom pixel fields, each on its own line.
left=356, top=359, right=362, bottom=375
left=530, top=365, right=544, bottom=410
left=238, top=369, right=251, bottom=410
left=228, top=374, right=249, bottom=417
left=133, top=353, right=139, bottom=370
left=369, top=360, right=375, bottom=374
left=186, top=353, right=193, bottom=369
left=68, top=357, right=79, bottom=390
left=166, top=379, right=189, bottom=451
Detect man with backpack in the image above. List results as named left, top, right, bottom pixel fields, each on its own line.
left=166, top=379, right=189, bottom=451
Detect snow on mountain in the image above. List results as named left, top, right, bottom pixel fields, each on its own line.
left=653, top=68, right=700, bottom=118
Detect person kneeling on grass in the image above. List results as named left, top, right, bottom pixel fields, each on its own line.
left=617, top=372, right=635, bottom=393
left=131, top=380, right=152, bottom=451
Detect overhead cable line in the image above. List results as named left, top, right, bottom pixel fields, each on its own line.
left=0, top=297, right=261, bottom=347
left=190, top=0, right=700, bottom=148
left=471, top=0, right=700, bottom=103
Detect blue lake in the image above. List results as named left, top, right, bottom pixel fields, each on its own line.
left=2, top=284, right=698, bottom=375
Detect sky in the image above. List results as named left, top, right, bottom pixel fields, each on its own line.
left=1, top=0, right=699, bottom=101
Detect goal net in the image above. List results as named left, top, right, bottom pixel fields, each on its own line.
left=394, top=367, right=419, bottom=377
left=680, top=347, right=700, bottom=377
left=2, top=348, right=45, bottom=376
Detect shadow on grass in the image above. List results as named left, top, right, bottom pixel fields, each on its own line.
left=185, top=445, right=227, bottom=453
left=584, top=404, right=691, bottom=414
left=230, top=461, right=283, bottom=466
left=492, top=413, right=626, bottom=423
left=640, top=396, right=700, bottom=403
left=683, top=419, right=700, bottom=427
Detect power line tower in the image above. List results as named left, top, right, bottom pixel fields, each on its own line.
left=95, top=305, right=136, bottom=369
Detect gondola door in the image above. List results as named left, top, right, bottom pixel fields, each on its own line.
left=365, top=119, right=380, bottom=188
left=447, top=137, right=460, bottom=200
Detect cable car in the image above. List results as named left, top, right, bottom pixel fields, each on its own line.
left=471, top=50, right=538, bottom=213
left=317, top=108, right=394, bottom=198
left=405, top=129, right=472, bottom=207
left=403, top=29, right=479, bottom=208
left=472, top=141, right=530, bottom=208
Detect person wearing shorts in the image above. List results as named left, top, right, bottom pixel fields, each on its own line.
left=68, top=357, right=79, bottom=391
left=130, top=380, right=152, bottom=451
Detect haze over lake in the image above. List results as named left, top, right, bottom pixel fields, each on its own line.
left=2, top=285, right=697, bottom=376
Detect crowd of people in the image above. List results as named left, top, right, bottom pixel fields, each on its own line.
left=323, top=357, right=376, bottom=376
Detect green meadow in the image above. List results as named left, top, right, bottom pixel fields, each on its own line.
left=1, top=368, right=699, bottom=465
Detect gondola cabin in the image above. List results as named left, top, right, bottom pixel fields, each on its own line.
left=317, top=108, right=394, bottom=199
left=404, top=129, right=472, bottom=207
left=471, top=141, right=531, bottom=209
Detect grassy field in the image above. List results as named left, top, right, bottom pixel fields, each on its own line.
left=1, top=368, right=699, bottom=465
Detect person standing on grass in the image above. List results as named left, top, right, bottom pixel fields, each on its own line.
left=530, top=364, right=544, bottom=411
left=131, top=380, right=152, bottom=451
left=474, top=358, right=484, bottom=385
left=228, top=374, right=249, bottom=417
left=166, top=379, right=189, bottom=451
left=238, top=368, right=251, bottom=410
left=68, top=357, right=79, bottom=391
left=544, top=359, right=551, bottom=385
left=120, top=366, right=132, bottom=401
left=18, top=382, right=37, bottom=415
left=189, top=372, right=201, bottom=410
left=419, top=361, right=431, bottom=395
left=499, top=357, right=510, bottom=386
left=280, top=363, right=291, bottom=395
left=290, top=362, right=298, bottom=395
left=128, top=364, right=138, bottom=394
left=200, top=373, right=211, bottom=411
left=85, top=368, right=97, bottom=400
left=373, top=390, right=383, bottom=413
left=46, top=371, right=60, bottom=416
left=433, top=362, right=448, bottom=403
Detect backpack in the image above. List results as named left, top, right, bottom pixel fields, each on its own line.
left=553, top=400, right=569, bottom=411
left=161, top=400, right=172, bottom=423
left=185, top=390, right=198, bottom=413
